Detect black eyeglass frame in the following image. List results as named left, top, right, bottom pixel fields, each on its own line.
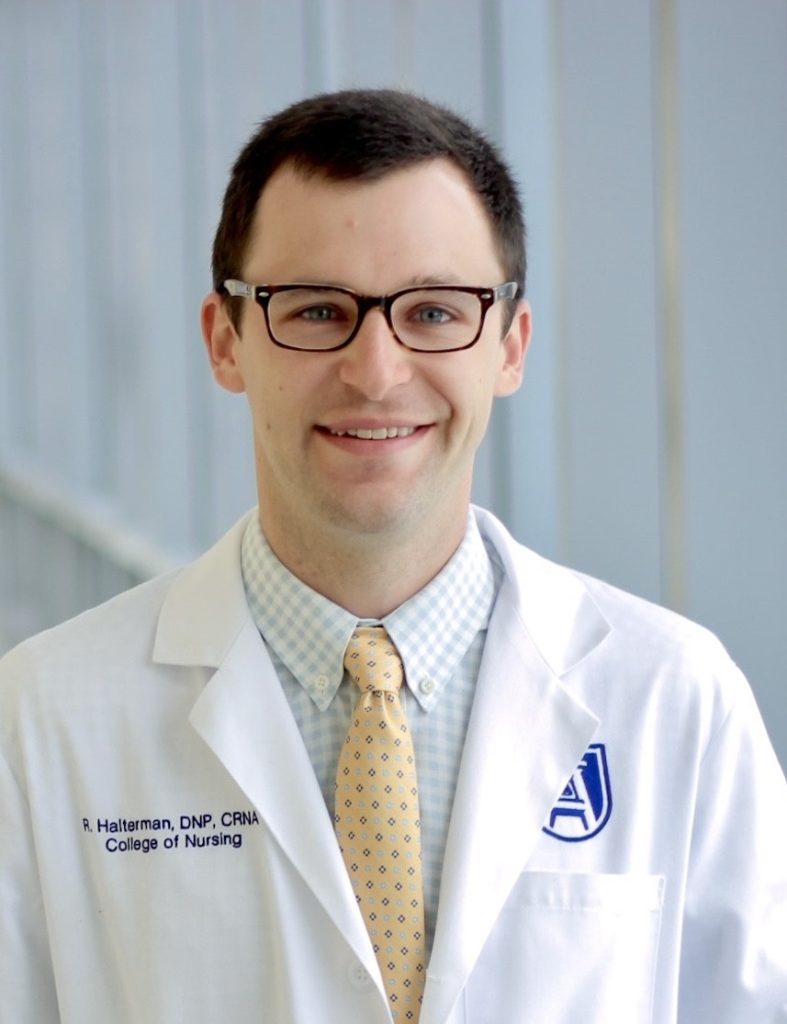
left=222, top=279, right=520, bottom=353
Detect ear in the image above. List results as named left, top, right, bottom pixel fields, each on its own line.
left=200, top=292, right=246, bottom=394
left=494, top=300, right=532, bottom=397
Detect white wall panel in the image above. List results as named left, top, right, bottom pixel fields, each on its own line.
left=676, top=0, right=787, bottom=755
left=556, top=0, right=663, bottom=601
left=489, top=0, right=562, bottom=558
left=74, top=0, right=119, bottom=497
left=27, top=0, right=91, bottom=485
left=319, top=0, right=405, bottom=89
left=101, top=1, right=191, bottom=546
left=0, top=2, right=36, bottom=452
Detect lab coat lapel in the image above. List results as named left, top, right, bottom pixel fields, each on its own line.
left=422, top=512, right=608, bottom=1024
left=188, top=624, right=381, bottom=981
left=153, top=514, right=383, bottom=989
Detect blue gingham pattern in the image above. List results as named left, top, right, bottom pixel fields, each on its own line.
left=241, top=511, right=499, bottom=950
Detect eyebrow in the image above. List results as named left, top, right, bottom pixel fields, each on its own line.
left=267, top=273, right=468, bottom=291
left=402, top=273, right=465, bottom=288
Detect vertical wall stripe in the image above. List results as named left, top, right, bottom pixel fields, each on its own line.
left=395, top=0, right=415, bottom=86
left=655, top=0, right=686, bottom=612
left=302, top=0, right=327, bottom=93
left=303, top=0, right=339, bottom=93
left=551, top=1, right=571, bottom=563
left=1, top=6, right=35, bottom=450
left=480, top=0, right=512, bottom=521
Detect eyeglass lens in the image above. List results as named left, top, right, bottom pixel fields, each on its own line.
left=267, top=287, right=483, bottom=351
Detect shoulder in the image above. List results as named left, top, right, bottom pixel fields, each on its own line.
left=0, top=510, right=255, bottom=698
left=0, top=570, right=180, bottom=706
left=479, top=504, right=728, bottom=644
left=0, top=510, right=256, bottom=727
left=573, top=566, right=730, bottom=668
left=475, top=505, right=745, bottom=717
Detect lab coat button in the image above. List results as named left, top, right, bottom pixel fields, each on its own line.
left=347, top=962, right=374, bottom=990
left=419, top=676, right=436, bottom=695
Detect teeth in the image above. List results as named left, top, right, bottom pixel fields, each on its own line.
left=330, top=426, right=416, bottom=439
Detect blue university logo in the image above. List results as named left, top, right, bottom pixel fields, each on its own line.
left=543, top=743, right=612, bottom=842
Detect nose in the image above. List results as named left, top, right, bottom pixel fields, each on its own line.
left=337, top=308, right=413, bottom=400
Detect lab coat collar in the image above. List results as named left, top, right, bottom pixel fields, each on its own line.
left=153, top=505, right=611, bottom=679
left=153, top=512, right=253, bottom=668
left=473, top=505, right=611, bottom=676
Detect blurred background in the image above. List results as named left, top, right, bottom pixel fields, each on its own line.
left=0, top=0, right=785, bottom=768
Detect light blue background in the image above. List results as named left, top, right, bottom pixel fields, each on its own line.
left=1, top=0, right=785, bottom=767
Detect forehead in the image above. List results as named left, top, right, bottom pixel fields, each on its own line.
left=242, top=158, right=503, bottom=288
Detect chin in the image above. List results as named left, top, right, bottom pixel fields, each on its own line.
left=319, top=491, right=429, bottom=537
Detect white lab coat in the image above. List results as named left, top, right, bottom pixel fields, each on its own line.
left=1, top=507, right=785, bottom=1023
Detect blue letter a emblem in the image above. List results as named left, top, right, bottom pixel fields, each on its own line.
left=543, top=743, right=612, bottom=842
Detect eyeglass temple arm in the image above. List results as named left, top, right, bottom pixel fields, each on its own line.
left=493, top=282, right=519, bottom=302
left=223, top=279, right=255, bottom=298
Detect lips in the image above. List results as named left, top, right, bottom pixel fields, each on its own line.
left=328, top=426, right=417, bottom=440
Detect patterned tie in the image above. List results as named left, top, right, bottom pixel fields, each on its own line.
left=335, top=626, right=426, bottom=1021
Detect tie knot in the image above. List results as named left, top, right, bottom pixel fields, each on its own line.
left=344, top=625, right=404, bottom=695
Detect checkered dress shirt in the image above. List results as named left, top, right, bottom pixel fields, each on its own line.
left=240, top=511, right=499, bottom=949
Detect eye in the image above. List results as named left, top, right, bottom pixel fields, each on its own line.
left=394, top=289, right=477, bottom=331
left=412, top=305, right=454, bottom=325
left=297, top=304, right=343, bottom=322
left=269, top=288, right=356, bottom=326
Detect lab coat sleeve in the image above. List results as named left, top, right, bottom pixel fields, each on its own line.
left=0, top=674, right=60, bottom=1020
left=679, top=668, right=787, bottom=1023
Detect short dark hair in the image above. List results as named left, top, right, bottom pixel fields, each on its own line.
left=212, top=88, right=526, bottom=330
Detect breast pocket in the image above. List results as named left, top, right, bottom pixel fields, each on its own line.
left=464, top=871, right=665, bottom=1024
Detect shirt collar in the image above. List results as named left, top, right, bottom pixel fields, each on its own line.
left=241, top=512, right=496, bottom=712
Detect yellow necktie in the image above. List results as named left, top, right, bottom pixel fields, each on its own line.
left=335, top=626, right=426, bottom=1021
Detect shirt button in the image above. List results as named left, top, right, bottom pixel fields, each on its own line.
left=314, top=674, right=329, bottom=693
left=419, top=676, right=436, bottom=695
left=347, top=961, right=374, bottom=990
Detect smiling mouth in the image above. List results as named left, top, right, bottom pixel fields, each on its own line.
left=326, top=426, right=418, bottom=439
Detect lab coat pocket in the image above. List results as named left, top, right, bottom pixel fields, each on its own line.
left=465, top=871, right=665, bottom=1024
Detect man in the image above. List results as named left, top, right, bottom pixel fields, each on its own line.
left=1, top=90, right=785, bottom=1023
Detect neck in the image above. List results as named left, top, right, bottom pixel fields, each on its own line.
left=258, top=506, right=469, bottom=619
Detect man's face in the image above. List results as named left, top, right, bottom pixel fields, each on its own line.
left=203, top=158, right=529, bottom=548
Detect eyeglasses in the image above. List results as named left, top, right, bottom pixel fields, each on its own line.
left=222, top=279, right=519, bottom=352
